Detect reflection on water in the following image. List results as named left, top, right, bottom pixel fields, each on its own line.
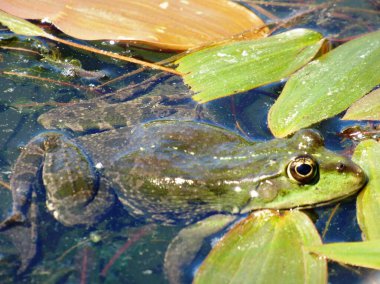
left=0, top=1, right=379, bottom=283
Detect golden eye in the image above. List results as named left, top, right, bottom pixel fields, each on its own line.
left=287, top=155, right=318, bottom=184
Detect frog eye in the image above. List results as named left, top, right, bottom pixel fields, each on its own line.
left=287, top=155, right=318, bottom=184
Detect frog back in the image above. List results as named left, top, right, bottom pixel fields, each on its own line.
left=106, top=120, right=274, bottom=223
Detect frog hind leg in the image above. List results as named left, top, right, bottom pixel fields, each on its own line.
left=0, top=133, right=115, bottom=272
left=40, top=133, right=115, bottom=227
left=0, top=134, right=46, bottom=230
left=0, top=134, right=48, bottom=273
left=164, top=214, right=236, bottom=284
left=47, top=181, right=115, bottom=227
left=1, top=132, right=114, bottom=228
left=3, top=190, right=39, bottom=274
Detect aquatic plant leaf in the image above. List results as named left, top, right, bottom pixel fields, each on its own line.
left=165, top=214, right=235, bottom=284
left=268, top=30, right=380, bottom=137
left=0, top=9, right=50, bottom=37
left=0, top=0, right=267, bottom=51
left=352, top=139, right=380, bottom=240
left=307, top=241, right=380, bottom=269
left=0, top=0, right=64, bottom=19
left=194, top=210, right=327, bottom=284
left=176, top=29, right=324, bottom=103
left=343, top=89, right=380, bottom=120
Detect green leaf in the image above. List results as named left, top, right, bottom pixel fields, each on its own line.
left=343, top=88, right=380, bottom=120
left=268, top=30, right=380, bottom=137
left=352, top=139, right=380, bottom=240
left=307, top=240, right=380, bottom=269
left=164, top=215, right=235, bottom=284
left=176, top=29, right=324, bottom=103
left=194, top=210, right=327, bottom=284
left=0, top=10, right=50, bottom=37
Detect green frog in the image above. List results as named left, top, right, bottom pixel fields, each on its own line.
left=0, top=76, right=366, bottom=274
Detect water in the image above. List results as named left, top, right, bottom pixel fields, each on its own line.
left=0, top=1, right=379, bottom=283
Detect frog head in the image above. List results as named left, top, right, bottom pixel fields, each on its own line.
left=241, top=129, right=366, bottom=212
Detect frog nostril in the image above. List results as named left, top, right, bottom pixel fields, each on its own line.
left=336, top=163, right=346, bottom=172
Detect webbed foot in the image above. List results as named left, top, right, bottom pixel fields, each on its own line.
left=0, top=212, right=25, bottom=230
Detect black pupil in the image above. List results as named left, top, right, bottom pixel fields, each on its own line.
left=296, top=164, right=312, bottom=176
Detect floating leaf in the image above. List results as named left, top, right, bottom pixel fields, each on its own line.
left=352, top=139, right=380, bottom=240
left=177, top=29, right=324, bottom=103
left=0, top=0, right=267, bottom=51
left=0, top=9, right=50, bottom=37
left=268, top=30, right=380, bottom=137
left=165, top=215, right=235, bottom=284
left=343, top=88, right=380, bottom=120
left=0, top=0, right=64, bottom=19
left=307, top=241, right=380, bottom=270
left=194, top=210, right=327, bottom=284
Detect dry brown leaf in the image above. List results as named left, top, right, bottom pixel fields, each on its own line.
left=0, top=0, right=267, bottom=51
left=0, top=0, right=64, bottom=19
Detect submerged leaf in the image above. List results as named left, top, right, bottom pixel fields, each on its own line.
left=177, top=29, right=324, bottom=103
left=194, top=210, right=327, bottom=284
left=268, top=30, right=380, bottom=137
left=0, top=0, right=267, bottom=51
left=352, top=139, right=380, bottom=240
left=307, top=241, right=380, bottom=269
left=343, top=88, right=380, bottom=120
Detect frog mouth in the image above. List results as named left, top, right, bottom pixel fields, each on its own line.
left=293, top=176, right=367, bottom=210
left=296, top=191, right=359, bottom=210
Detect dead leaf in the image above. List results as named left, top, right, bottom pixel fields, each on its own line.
left=0, top=0, right=268, bottom=51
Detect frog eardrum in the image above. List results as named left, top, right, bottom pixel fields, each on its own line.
left=287, top=155, right=319, bottom=184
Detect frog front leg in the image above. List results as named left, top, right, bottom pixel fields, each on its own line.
left=1, top=132, right=115, bottom=228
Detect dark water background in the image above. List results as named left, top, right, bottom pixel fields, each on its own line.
left=0, top=0, right=380, bottom=283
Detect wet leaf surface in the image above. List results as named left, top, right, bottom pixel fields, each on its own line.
left=307, top=240, right=380, bottom=270
left=194, top=210, right=327, bottom=284
left=343, top=88, right=380, bottom=121
left=268, top=30, right=380, bottom=137
left=352, top=139, right=380, bottom=240
left=176, top=29, right=324, bottom=103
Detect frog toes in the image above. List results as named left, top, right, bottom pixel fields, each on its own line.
left=0, top=212, right=26, bottom=230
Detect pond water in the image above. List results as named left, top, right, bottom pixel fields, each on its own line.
left=0, top=1, right=379, bottom=283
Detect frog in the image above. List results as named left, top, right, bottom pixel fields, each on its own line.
left=0, top=75, right=366, bottom=276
